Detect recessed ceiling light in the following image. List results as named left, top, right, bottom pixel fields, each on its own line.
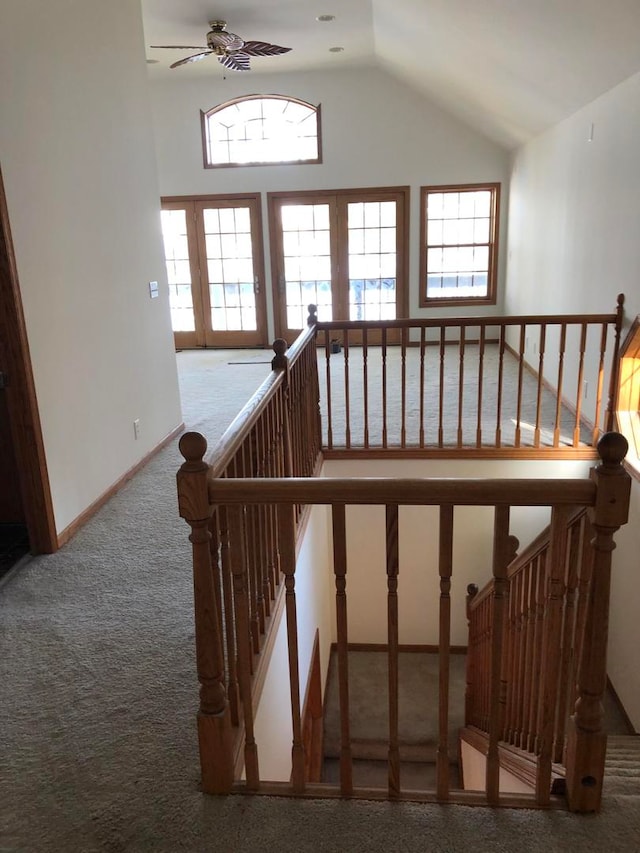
left=316, top=14, right=336, bottom=22
left=146, top=59, right=159, bottom=64
left=329, top=46, right=344, bottom=53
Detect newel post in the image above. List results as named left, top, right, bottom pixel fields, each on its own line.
left=465, top=584, right=479, bottom=727
left=177, top=431, right=233, bottom=794
left=272, top=338, right=294, bottom=477
left=565, top=432, right=631, bottom=812
left=307, top=303, right=318, bottom=328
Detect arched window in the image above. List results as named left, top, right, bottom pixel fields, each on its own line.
left=201, top=95, right=322, bottom=168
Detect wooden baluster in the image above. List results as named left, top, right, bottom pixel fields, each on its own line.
left=553, top=324, right=567, bottom=448
left=401, top=326, right=407, bottom=448
left=565, top=433, right=631, bottom=812
left=512, top=564, right=529, bottom=747
left=239, top=442, right=260, bottom=657
left=515, top=324, right=526, bottom=447
left=572, top=515, right=593, bottom=714
left=554, top=517, right=582, bottom=763
left=534, top=324, right=547, bottom=448
left=332, top=503, right=353, bottom=795
left=486, top=513, right=514, bottom=804
left=343, top=328, right=351, bottom=449
left=247, top=435, right=264, bottom=649
left=529, top=553, right=547, bottom=753
left=476, top=326, right=486, bottom=448
left=457, top=325, right=465, bottom=447
left=535, top=505, right=569, bottom=805
left=386, top=503, right=401, bottom=797
left=256, top=415, right=272, bottom=617
left=218, top=506, right=240, bottom=727
left=177, top=432, right=233, bottom=794
left=465, top=584, right=479, bottom=727
left=495, top=324, right=506, bottom=447
left=382, top=327, right=388, bottom=449
left=505, top=561, right=520, bottom=743
left=278, top=502, right=306, bottom=793
left=228, top=503, right=260, bottom=790
left=419, top=327, right=426, bottom=448
left=438, top=326, right=446, bottom=447
left=604, top=293, right=624, bottom=433
left=363, top=327, right=370, bottom=449
left=324, top=328, right=333, bottom=450
left=592, top=324, right=608, bottom=444
left=437, top=504, right=454, bottom=800
left=573, top=323, right=587, bottom=447
left=519, top=561, right=535, bottom=750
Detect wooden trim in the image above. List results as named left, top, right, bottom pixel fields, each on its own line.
left=0, top=165, right=57, bottom=554
left=460, top=726, right=563, bottom=791
left=419, top=183, right=500, bottom=308
left=232, top=779, right=566, bottom=810
left=57, top=422, right=184, bottom=548
left=504, top=342, right=596, bottom=435
left=322, top=447, right=598, bottom=461
left=331, top=642, right=468, bottom=654
left=301, top=629, right=324, bottom=783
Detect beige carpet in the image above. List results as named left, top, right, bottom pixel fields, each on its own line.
left=1, top=347, right=639, bottom=852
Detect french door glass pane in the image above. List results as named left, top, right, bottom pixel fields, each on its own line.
left=203, top=207, right=257, bottom=331
left=160, top=209, right=196, bottom=332
left=281, top=203, right=333, bottom=328
left=347, top=201, right=397, bottom=321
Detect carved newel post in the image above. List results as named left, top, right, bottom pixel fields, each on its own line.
left=177, top=431, right=233, bottom=794
left=307, top=303, right=318, bottom=327
left=565, top=431, right=631, bottom=812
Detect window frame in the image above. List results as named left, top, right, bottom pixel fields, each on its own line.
left=419, top=182, right=500, bottom=307
left=200, top=94, right=322, bottom=169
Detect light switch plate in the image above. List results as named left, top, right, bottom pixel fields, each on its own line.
left=149, top=280, right=159, bottom=298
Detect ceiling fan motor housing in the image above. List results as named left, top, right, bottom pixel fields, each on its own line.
left=206, top=20, right=244, bottom=52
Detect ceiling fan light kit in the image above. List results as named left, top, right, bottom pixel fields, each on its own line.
left=150, top=20, right=291, bottom=71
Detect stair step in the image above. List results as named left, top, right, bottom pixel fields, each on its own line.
left=322, top=758, right=461, bottom=790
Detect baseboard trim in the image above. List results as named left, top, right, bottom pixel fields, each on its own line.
left=503, top=342, right=596, bottom=438
left=56, top=422, right=185, bottom=548
left=330, top=642, right=468, bottom=654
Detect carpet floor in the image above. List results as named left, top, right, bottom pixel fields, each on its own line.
left=1, top=347, right=639, bottom=853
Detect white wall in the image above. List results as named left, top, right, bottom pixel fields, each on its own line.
left=505, top=71, right=640, bottom=729
left=322, top=457, right=591, bottom=646
left=0, top=0, right=182, bottom=533
left=149, top=65, right=511, bottom=338
left=252, top=504, right=333, bottom=781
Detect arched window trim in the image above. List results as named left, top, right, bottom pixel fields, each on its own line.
left=200, top=94, right=322, bottom=169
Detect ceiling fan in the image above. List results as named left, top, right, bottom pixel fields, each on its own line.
left=150, top=20, right=291, bottom=71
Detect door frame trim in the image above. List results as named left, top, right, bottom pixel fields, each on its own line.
left=0, top=165, right=57, bottom=553
left=267, top=186, right=411, bottom=340
left=161, top=193, right=269, bottom=348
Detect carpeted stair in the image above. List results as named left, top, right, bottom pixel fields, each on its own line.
left=605, top=736, right=640, bottom=797
left=322, top=650, right=465, bottom=789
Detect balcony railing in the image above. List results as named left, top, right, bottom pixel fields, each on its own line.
left=177, top=300, right=630, bottom=811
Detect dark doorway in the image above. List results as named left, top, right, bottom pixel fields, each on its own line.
left=0, top=164, right=57, bottom=556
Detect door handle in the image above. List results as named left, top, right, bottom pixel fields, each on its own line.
left=278, top=274, right=286, bottom=295
left=254, top=275, right=260, bottom=295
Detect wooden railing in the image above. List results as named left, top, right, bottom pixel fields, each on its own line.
left=176, top=326, right=321, bottom=793
left=178, top=422, right=630, bottom=809
left=465, top=432, right=631, bottom=811
left=310, top=296, right=624, bottom=456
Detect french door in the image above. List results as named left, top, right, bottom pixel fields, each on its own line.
left=268, top=188, right=409, bottom=343
left=160, top=195, right=268, bottom=348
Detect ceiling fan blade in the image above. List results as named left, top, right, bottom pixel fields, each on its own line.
left=169, top=51, right=213, bottom=69
left=240, top=41, right=291, bottom=57
left=218, top=53, right=251, bottom=72
left=150, top=45, right=209, bottom=50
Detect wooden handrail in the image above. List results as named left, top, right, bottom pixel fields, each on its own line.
left=207, top=477, right=596, bottom=506
left=310, top=298, right=624, bottom=455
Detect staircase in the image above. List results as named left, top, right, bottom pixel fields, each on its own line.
left=321, top=649, right=465, bottom=789
left=604, top=736, right=640, bottom=798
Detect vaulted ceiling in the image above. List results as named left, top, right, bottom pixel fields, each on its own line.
left=141, top=0, right=640, bottom=149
